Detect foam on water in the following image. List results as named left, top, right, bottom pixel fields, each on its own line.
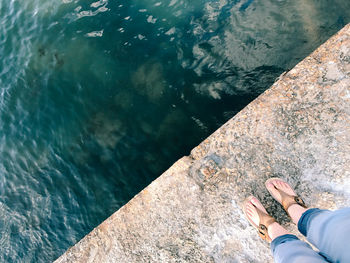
left=0, top=0, right=350, bottom=261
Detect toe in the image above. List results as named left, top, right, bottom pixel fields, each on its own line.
left=269, top=182, right=281, bottom=199
left=250, top=197, right=268, bottom=214
left=268, top=178, right=296, bottom=197
left=277, top=180, right=283, bottom=188
left=282, top=181, right=289, bottom=190
left=281, top=181, right=296, bottom=196
left=266, top=182, right=273, bottom=189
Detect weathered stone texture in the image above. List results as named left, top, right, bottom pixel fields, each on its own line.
left=56, top=24, right=350, bottom=263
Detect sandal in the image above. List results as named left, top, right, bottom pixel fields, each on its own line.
left=243, top=196, right=276, bottom=242
left=265, top=177, right=307, bottom=217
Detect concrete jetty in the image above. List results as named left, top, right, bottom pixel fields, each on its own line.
left=55, top=24, right=350, bottom=263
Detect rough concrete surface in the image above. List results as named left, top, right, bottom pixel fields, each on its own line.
left=55, top=24, right=350, bottom=263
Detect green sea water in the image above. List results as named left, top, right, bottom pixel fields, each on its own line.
left=0, top=0, right=349, bottom=261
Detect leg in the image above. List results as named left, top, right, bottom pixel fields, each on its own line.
left=298, top=207, right=350, bottom=262
left=271, top=234, right=329, bottom=263
left=265, top=178, right=350, bottom=262
left=243, top=196, right=328, bottom=263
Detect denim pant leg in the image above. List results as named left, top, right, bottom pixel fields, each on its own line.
left=271, top=234, right=328, bottom=263
left=298, top=207, right=350, bottom=262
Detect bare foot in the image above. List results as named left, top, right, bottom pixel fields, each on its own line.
left=266, top=178, right=308, bottom=225
left=245, top=197, right=267, bottom=227
left=244, top=196, right=290, bottom=241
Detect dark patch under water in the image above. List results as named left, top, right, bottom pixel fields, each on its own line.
left=0, top=0, right=349, bottom=261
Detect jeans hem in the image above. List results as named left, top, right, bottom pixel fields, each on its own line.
left=271, top=234, right=299, bottom=254
left=298, top=208, right=321, bottom=236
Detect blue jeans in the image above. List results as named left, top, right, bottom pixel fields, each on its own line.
left=271, top=207, right=350, bottom=263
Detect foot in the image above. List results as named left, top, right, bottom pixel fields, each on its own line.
left=265, top=178, right=308, bottom=225
left=243, top=196, right=290, bottom=242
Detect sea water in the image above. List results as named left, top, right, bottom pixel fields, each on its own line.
left=0, top=0, right=349, bottom=261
